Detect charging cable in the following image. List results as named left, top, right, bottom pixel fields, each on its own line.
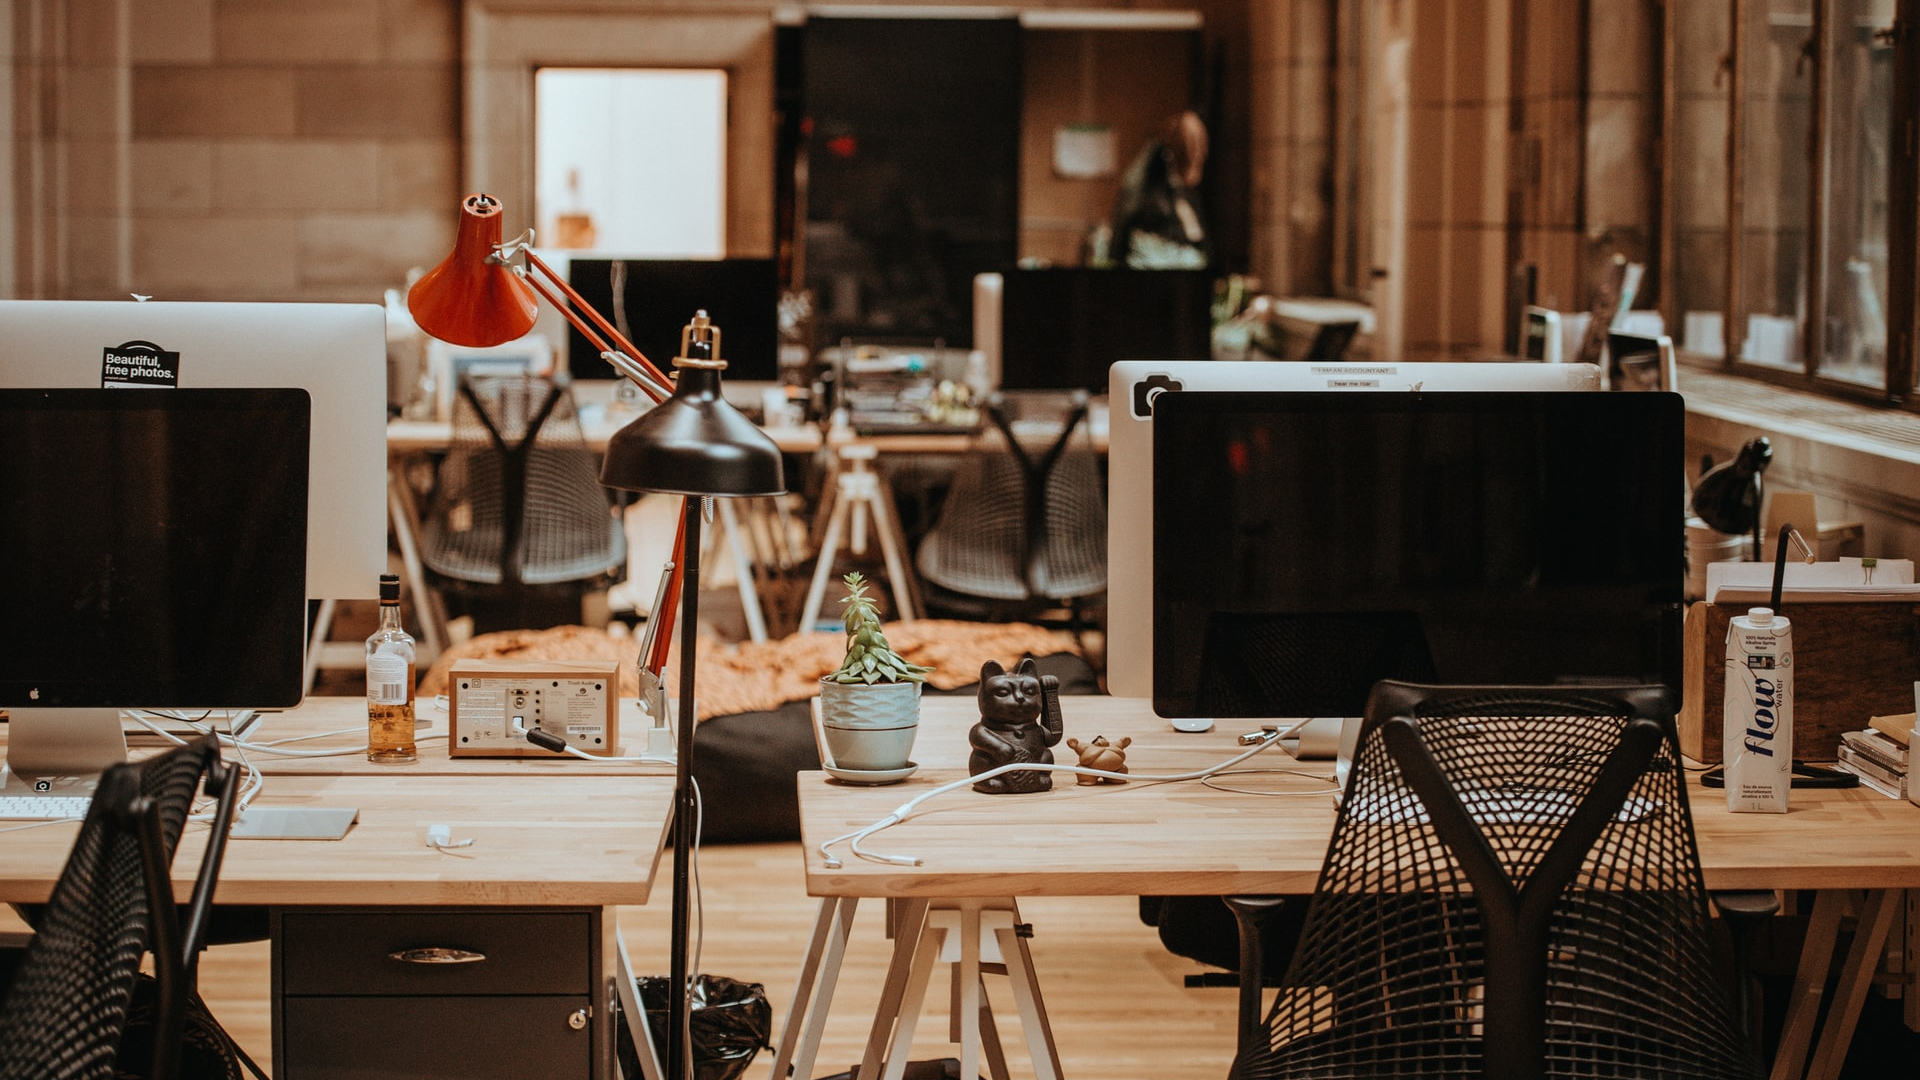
left=516, top=720, right=675, bottom=764
left=425, top=823, right=475, bottom=854
left=816, top=720, right=1312, bottom=868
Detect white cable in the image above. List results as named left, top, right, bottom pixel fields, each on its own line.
left=690, top=775, right=705, bottom=992
left=129, top=712, right=451, bottom=758
left=550, top=743, right=676, bottom=765
left=1199, top=769, right=1341, bottom=796
left=817, top=725, right=1306, bottom=868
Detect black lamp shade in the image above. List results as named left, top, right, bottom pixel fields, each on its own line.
left=600, top=365, right=785, bottom=496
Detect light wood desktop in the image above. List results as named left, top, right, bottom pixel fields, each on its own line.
left=0, top=697, right=672, bottom=1079
left=788, top=695, right=1920, bottom=1080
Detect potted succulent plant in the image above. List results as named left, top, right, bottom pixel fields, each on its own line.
left=817, top=572, right=931, bottom=772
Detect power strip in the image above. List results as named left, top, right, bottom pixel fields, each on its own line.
left=448, top=660, right=620, bottom=758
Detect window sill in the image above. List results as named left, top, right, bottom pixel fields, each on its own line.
left=1679, top=367, right=1920, bottom=522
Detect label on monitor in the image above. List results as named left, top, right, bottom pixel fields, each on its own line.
left=100, top=340, right=181, bottom=388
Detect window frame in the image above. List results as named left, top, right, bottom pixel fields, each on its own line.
left=1692, top=0, right=1920, bottom=407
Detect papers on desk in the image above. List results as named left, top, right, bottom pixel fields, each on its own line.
left=1707, top=559, right=1919, bottom=605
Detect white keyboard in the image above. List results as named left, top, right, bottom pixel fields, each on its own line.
left=0, top=795, right=91, bottom=821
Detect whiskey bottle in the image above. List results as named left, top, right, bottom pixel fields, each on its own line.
left=366, top=573, right=417, bottom=763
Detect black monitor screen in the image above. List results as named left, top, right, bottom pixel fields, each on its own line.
left=0, top=388, right=310, bottom=709
left=565, top=258, right=780, bottom=382
left=1000, top=268, right=1211, bottom=391
left=1152, top=391, right=1684, bottom=719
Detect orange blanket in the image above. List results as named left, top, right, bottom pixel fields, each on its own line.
left=419, top=620, right=1081, bottom=721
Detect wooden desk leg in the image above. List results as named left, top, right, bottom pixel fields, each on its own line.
left=855, top=898, right=933, bottom=1079
left=799, top=491, right=855, bottom=634
left=863, top=470, right=918, bottom=622
left=387, top=461, right=447, bottom=661
left=871, top=913, right=947, bottom=1080
left=971, top=980, right=1013, bottom=1080
left=715, top=500, right=769, bottom=644
left=615, top=921, right=664, bottom=1080
left=1805, top=888, right=1899, bottom=1080
left=1771, top=890, right=1853, bottom=1080
left=956, top=902, right=985, bottom=1080
left=768, top=897, right=859, bottom=1080
left=994, top=915, right=1064, bottom=1080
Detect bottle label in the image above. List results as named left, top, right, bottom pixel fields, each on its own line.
left=367, top=652, right=409, bottom=706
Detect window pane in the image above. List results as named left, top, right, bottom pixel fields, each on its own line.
left=1736, top=0, right=1814, bottom=370
left=1819, top=0, right=1894, bottom=387
left=1672, top=0, right=1732, bottom=357
left=534, top=68, right=727, bottom=256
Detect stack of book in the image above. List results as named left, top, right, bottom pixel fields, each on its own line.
left=1836, top=712, right=1913, bottom=799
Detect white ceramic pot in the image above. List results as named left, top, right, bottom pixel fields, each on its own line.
left=818, top=679, right=920, bottom=771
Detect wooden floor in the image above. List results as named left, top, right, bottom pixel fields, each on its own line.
left=188, top=840, right=1241, bottom=1079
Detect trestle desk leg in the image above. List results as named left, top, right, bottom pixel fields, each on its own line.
left=768, top=896, right=858, bottom=1080
left=1806, top=888, right=1899, bottom=1080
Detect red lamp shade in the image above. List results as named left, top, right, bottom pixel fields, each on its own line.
left=407, top=193, right=541, bottom=347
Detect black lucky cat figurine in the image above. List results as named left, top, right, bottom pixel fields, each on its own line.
left=968, top=657, right=1064, bottom=794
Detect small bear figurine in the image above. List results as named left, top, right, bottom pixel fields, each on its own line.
left=968, top=657, right=1063, bottom=794
left=1065, top=735, right=1131, bottom=784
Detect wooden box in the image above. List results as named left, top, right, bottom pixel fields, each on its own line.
left=1679, top=601, right=1920, bottom=763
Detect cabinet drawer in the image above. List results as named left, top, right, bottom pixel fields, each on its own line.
left=281, top=995, right=591, bottom=1080
left=280, top=910, right=590, bottom=996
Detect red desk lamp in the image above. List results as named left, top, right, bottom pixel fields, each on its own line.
left=408, top=193, right=786, bottom=1080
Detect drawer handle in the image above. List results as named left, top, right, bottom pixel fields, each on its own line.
left=388, top=947, right=487, bottom=965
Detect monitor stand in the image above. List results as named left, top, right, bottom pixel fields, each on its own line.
left=1, top=707, right=129, bottom=793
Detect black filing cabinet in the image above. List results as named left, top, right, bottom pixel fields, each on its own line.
left=272, top=907, right=605, bottom=1079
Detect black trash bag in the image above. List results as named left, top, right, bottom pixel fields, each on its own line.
left=615, top=974, right=771, bottom=1080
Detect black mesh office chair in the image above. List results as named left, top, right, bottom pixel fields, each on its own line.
left=1230, top=681, right=1757, bottom=1080
left=914, top=393, right=1105, bottom=633
left=419, top=374, right=627, bottom=633
left=0, top=736, right=242, bottom=1080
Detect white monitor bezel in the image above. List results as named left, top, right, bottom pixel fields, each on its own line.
left=0, top=300, right=387, bottom=600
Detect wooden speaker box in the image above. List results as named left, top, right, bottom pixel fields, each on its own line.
left=1679, top=601, right=1920, bottom=763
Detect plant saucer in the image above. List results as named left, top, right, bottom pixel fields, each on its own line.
left=823, top=762, right=919, bottom=785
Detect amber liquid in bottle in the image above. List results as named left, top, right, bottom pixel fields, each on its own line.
left=366, top=574, right=417, bottom=764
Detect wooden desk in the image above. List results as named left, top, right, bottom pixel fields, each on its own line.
left=0, top=698, right=672, bottom=1079
left=788, top=696, right=1920, bottom=1080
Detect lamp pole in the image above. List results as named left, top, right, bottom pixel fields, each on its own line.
left=667, top=498, right=701, bottom=1080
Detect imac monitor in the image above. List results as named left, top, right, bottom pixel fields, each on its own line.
left=1521, top=306, right=1563, bottom=362
left=1150, top=391, right=1684, bottom=720
left=1105, top=359, right=1603, bottom=699
left=0, top=389, right=310, bottom=781
left=0, top=301, right=386, bottom=600
left=994, top=268, right=1211, bottom=392
left=564, top=258, right=780, bottom=383
left=1607, top=330, right=1677, bottom=392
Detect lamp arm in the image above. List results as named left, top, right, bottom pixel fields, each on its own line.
left=649, top=515, right=688, bottom=676
left=521, top=249, right=676, bottom=391
left=1769, top=523, right=1817, bottom=611
left=508, top=250, right=692, bottom=677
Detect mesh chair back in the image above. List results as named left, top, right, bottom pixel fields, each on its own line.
left=0, top=738, right=220, bottom=1080
left=915, top=397, right=1105, bottom=603
left=1233, top=682, right=1756, bottom=1080
left=420, top=375, right=625, bottom=587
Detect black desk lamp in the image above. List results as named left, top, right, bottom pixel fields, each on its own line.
left=599, top=311, right=786, bottom=1080
left=408, top=194, right=786, bottom=1078
left=1691, top=437, right=1773, bottom=559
